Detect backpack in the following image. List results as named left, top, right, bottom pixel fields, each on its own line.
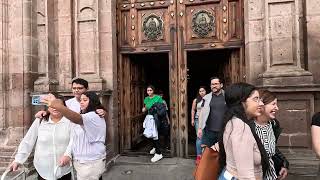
left=150, top=102, right=167, bottom=118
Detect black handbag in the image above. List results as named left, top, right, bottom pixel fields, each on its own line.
left=272, top=153, right=284, bottom=176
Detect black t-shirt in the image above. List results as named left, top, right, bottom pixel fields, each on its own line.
left=311, top=112, right=320, bottom=126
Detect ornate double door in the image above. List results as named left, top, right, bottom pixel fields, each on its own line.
left=117, top=0, right=244, bottom=157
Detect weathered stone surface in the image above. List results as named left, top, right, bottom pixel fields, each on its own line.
left=277, top=100, right=309, bottom=134
left=306, top=4, right=320, bottom=84
left=0, top=0, right=319, bottom=173
left=270, top=38, right=294, bottom=65
left=290, top=134, right=310, bottom=147
left=245, top=0, right=264, bottom=20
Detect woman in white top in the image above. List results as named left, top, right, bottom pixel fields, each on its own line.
left=43, top=91, right=106, bottom=180
left=8, top=95, right=73, bottom=180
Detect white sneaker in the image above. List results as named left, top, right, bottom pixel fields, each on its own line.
left=151, top=153, right=163, bottom=163
left=149, top=148, right=156, bottom=155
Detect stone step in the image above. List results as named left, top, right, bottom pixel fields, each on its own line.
left=280, top=148, right=320, bottom=176
left=0, top=146, right=17, bottom=152
left=0, top=151, right=16, bottom=157
left=0, top=162, right=10, bottom=168
left=0, top=156, right=14, bottom=162
left=0, top=169, right=25, bottom=179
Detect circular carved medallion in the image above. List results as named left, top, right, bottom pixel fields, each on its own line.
left=143, top=14, right=163, bottom=41
left=192, top=10, right=215, bottom=38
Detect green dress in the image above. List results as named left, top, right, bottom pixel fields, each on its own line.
left=144, top=95, right=163, bottom=110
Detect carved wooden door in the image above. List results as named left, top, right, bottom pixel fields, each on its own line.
left=117, top=0, right=179, bottom=153
left=117, top=0, right=244, bottom=156
left=176, top=0, right=244, bottom=157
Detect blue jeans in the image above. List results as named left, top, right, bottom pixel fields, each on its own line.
left=194, top=119, right=202, bottom=156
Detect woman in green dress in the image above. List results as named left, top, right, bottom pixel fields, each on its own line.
left=142, top=85, right=164, bottom=163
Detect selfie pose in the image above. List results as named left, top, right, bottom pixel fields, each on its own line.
left=42, top=92, right=106, bottom=180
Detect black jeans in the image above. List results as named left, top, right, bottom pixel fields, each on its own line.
left=38, top=172, right=71, bottom=180
left=152, top=139, right=162, bottom=154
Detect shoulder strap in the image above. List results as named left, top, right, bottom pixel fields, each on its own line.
left=246, top=120, right=269, bottom=176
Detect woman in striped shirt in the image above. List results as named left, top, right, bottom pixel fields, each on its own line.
left=255, top=90, right=289, bottom=180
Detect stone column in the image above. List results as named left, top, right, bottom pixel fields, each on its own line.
left=34, top=0, right=58, bottom=92
left=6, top=0, right=37, bottom=145
left=260, top=0, right=313, bottom=86
left=0, top=1, right=8, bottom=133
left=244, top=0, right=265, bottom=84
left=57, top=0, right=73, bottom=90
left=97, top=0, right=117, bottom=154
left=73, top=0, right=103, bottom=90
left=306, top=1, right=320, bottom=113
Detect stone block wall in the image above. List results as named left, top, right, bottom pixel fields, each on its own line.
left=0, top=0, right=118, bottom=156
left=306, top=0, right=320, bottom=84
left=244, top=0, right=320, bottom=148
left=276, top=92, right=314, bottom=148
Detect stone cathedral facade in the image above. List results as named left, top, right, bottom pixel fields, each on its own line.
left=0, top=0, right=320, bottom=168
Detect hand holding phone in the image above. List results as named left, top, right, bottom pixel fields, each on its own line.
left=31, top=95, right=47, bottom=106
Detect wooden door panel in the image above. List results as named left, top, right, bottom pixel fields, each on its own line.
left=119, top=10, right=131, bottom=47
left=129, top=60, right=145, bottom=146
left=227, top=0, right=242, bottom=41
left=118, top=55, right=146, bottom=150
left=184, top=2, right=222, bottom=44
left=137, top=8, right=170, bottom=46
left=223, top=48, right=245, bottom=86
left=118, top=0, right=174, bottom=51
left=178, top=0, right=243, bottom=48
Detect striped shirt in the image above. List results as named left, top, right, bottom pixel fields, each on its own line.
left=255, top=122, right=277, bottom=180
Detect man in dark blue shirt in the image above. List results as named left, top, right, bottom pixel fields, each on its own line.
left=198, top=77, right=227, bottom=147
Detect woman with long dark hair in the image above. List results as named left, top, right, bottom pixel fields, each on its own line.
left=218, top=83, right=268, bottom=180
left=255, top=90, right=289, bottom=180
left=43, top=92, right=106, bottom=180
left=191, top=86, right=206, bottom=164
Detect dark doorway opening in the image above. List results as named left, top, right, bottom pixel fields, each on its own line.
left=120, top=52, right=171, bottom=156
left=187, top=49, right=233, bottom=156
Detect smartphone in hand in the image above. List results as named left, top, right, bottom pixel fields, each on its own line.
left=31, top=95, right=47, bottom=106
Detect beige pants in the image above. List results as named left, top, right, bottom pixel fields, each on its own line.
left=73, top=158, right=106, bottom=180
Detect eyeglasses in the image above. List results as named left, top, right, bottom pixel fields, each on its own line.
left=72, top=87, right=85, bottom=90
left=211, top=83, right=220, bottom=86
left=252, top=97, right=262, bottom=103
left=147, top=89, right=153, bottom=92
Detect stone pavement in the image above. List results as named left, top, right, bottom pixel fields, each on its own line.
left=102, top=155, right=319, bottom=180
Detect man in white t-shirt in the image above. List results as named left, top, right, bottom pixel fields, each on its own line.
left=35, top=78, right=106, bottom=118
